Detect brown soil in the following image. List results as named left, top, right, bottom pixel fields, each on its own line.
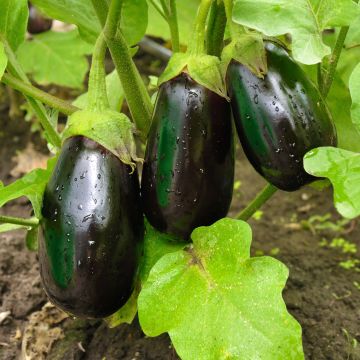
left=0, top=71, right=360, bottom=360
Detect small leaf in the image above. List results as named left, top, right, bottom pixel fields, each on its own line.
left=0, top=41, right=7, bottom=79
left=0, top=223, right=29, bottom=233
left=73, top=70, right=124, bottom=112
left=304, top=147, right=360, bottom=219
left=16, top=30, right=93, bottom=89
left=0, top=157, right=57, bottom=218
left=232, top=0, right=360, bottom=64
left=221, top=33, right=267, bottom=78
left=0, top=0, right=28, bottom=50
left=26, top=226, right=39, bottom=251
left=105, top=283, right=140, bottom=327
left=349, top=63, right=360, bottom=132
left=138, top=218, right=304, bottom=360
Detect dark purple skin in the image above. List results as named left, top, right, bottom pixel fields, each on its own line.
left=40, top=136, right=143, bottom=318
left=226, top=42, right=337, bottom=191
left=28, top=4, right=52, bottom=34
left=141, top=72, right=234, bottom=240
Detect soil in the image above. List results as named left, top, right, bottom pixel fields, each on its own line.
left=0, top=57, right=360, bottom=360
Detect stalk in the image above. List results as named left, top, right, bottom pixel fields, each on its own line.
left=2, top=73, right=78, bottom=116
left=236, top=184, right=277, bottom=221
left=188, top=0, right=213, bottom=55
left=87, top=33, right=109, bottom=112
left=0, top=215, right=39, bottom=227
left=1, top=37, right=61, bottom=149
left=206, top=0, right=227, bottom=56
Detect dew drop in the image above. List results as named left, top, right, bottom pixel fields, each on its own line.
left=58, top=195, right=62, bottom=201
left=78, top=204, right=83, bottom=210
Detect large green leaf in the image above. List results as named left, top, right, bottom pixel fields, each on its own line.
left=304, top=147, right=360, bottom=219
left=138, top=218, right=304, bottom=360
left=232, top=0, right=360, bottom=65
left=0, top=157, right=56, bottom=218
left=146, top=0, right=200, bottom=45
left=73, top=70, right=124, bottom=111
left=0, top=41, right=7, bottom=79
left=0, top=0, right=28, bottom=50
left=16, top=30, right=92, bottom=89
left=31, top=0, right=148, bottom=46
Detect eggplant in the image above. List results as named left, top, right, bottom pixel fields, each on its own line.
left=226, top=42, right=337, bottom=191
left=40, top=136, right=143, bottom=318
left=141, top=72, right=234, bottom=240
left=28, top=4, right=52, bottom=34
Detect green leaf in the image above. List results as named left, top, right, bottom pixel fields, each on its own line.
left=158, top=52, right=189, bottom=85
left=73, top=70, right=124, bottom=112
left=0, top=0, right=28, bottom=50
left=138, top=218, right=304, bottom=360
left=0, top=223, right=29, bottom=233
left=16, top=30, right=92, bottom=89
left=0, top=157, right=57, bottom=218
left=0, top=41, right=7, bottom=79
left=31, top=0, right=147, bottom=46
left=26, top=226, right=39, bottom=251
left=232, top=0, right=360, bottom=65
left=304, top=147, right=360, bottom=219
left=221, top=33, right=267, bottom=78
left=105, top=221, right=183, bottom=328
left=328, top=74, right=360, bottom=152
left=147, top=0, right=200, bottom=45
left=349, top=63, right=360, bottom=132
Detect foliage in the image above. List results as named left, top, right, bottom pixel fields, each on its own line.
left=0, top=0, right=360, bottom=358
left=138, top=218, right=304, bottom=360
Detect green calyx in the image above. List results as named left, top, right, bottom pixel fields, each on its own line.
left=221, top=32, right=268, bottom=78
left=62, top=109, right=142, bottom=171
left=158, top=53, right=226, bottom=98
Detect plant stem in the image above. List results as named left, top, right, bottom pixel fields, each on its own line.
left=93, top=0, right=153, bottom=139
left=149, top=0, right=167, bottom=20
left=206, top=0, right=227, bottom=56
left=236, top=184, right=277, bottom=221
left=0, top=215, right=39, bottom=227
left=87, top=33, right=109, bottom=112
left=321, top=0, right=359, bottom=99
left=1, top=37, right=61, bottom=149
left=321, top=27, right=349, bottom=99
left=168, top=0, right=180, bottom=52
left=2, top=73, right=78, bottom=116
left=188, top=0, right=213, bottom=55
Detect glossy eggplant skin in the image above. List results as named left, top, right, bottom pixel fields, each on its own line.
left=28, top=5, right=52, bottom=34
left=141, top=72, right=234, bottom=240
left=40, top=136, right=143, bottom=318
left=226, top=42, right=337, bottom=191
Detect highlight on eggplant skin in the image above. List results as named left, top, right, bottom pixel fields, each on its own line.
left=226, top=42, right=337, bottom=191
left=39, top=136, right=143, bottom=319
left=141, top=72, right=234, bottom=240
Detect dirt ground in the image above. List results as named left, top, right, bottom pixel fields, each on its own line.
left=0, top=61, right=360, bottom=359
